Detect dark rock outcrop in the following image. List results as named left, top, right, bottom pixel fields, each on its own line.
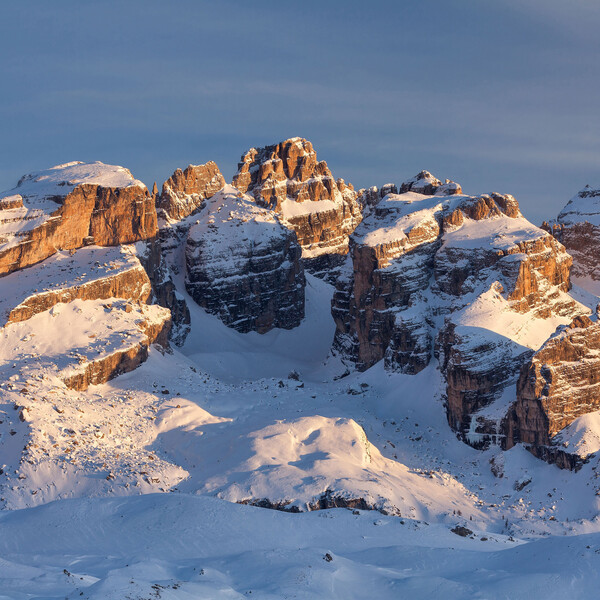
left=185, top=186, right=305, bottom=333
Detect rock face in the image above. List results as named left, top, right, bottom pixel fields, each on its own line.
left=156, top=161, right=225, bottom=221
left=144, top=161, right=227, bottom=345
left=0, top=162, right=157, bottom=275
left=332, top=173, right=590, bottom=453
left=232, top=138, right=362, bottom=271
left=505, top=315, right=600, bottom=452
left=61, top=301, right=171, bottom=391
left=0, top=245, right=151, bottom=327
left=544, top=184, right=600, bottom=294
left=185, top=185, right=305, bottom=333
left=137, top=236, right=191, bottom=346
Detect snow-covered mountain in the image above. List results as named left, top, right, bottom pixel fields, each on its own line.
left=1, top=147, right=600, bottom=598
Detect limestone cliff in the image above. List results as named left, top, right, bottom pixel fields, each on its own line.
left=331, top=173, right=591, bottom=459
left=185, top=185, right=305, bottom=333
left=232, top=138, right=362, bottom=274
left=157, top=161, right=225, bottom=221
left=0, top=162, right=157, bottom=275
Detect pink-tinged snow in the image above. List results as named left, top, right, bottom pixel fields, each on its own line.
left=0, top=298, right=167, bottom=385
left=280, top=196, right=338, bottom=218
left=558, top=186, right=600, bottom=227
left=0, top=245, right=147, bottom=325
left=554, top=411, right=600, bottom=458
left=442, top=215, right=544, bottom=251
left=0, top=160, right=145, bottom=205
left=354, top=192, right=445, bottom=247
left=455, top=284, right=590, bottom=350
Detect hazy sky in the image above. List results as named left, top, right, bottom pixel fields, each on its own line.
left=1, top=1, right=599, bottom=223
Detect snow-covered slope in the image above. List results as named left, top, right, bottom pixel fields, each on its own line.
left=1, top=153, right=600, bottom=598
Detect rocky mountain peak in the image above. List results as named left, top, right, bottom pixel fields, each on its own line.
left=157, top=161, right=225, bottom=222
left=0, top=161, right=157, bottom=275
left=399, top=170, right=462, bottom=196
left=546, top=184, right=600, bottom=295
left=233, top=138, right=362, bottom=269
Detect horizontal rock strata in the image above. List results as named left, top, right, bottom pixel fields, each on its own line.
left=185, top=185, right=305, bottom=333
left=0, top=161, right=157, bottom=275
left=0, top=245, right=151, bottom=326
left=232, top=138, right=362, bottom=266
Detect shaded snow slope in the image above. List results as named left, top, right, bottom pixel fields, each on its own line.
left=2, top=494, right=600, bottom=600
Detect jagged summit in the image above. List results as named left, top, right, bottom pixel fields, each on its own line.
left=399, top=170, right=462, bottom=196
left=157, top=161, right=225, bottom=222
left=2, top=145, right=600, bottom=600
left=232, top=138, right=362, bottom=264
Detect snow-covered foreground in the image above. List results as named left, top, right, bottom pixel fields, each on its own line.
left=2, top=274, right=600, bottom=597
left=2, top=493, right=600, bottom=600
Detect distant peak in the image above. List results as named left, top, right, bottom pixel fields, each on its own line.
left=399, top=170, right=462, bottom=196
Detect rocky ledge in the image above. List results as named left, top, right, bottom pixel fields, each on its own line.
left=504, top=315, right=600, bottom=455
left=0, top=245, right=151, bottom=326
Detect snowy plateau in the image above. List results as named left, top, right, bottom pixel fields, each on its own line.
left=0, top=142, right=599, bottom=599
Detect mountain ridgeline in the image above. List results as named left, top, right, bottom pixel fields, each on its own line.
left=1, top=140, right=599, bottom=475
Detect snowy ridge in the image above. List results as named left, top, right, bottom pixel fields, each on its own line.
left=0, top=245, right=150, bottom=326
left=558, top=184, right=600, bottom=227
left=3, top=161, right=145, bottom=204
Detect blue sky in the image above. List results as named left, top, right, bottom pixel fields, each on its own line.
left=1, top=0, right=598, bottom=223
